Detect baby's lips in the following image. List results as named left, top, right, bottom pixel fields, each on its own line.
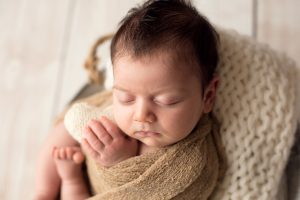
left=134, top=131, right=160, bottom=137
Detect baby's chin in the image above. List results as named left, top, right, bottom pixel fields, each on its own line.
left=137, top=137, right=169, bottom=148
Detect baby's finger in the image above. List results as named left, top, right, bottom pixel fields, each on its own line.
left=83, top=126, right=104, bottom=152
left=99, top=116, right=122, bottom=139
left=88, top=120, right=113, bottom=145
left=81, top=139, right=101, bottom=161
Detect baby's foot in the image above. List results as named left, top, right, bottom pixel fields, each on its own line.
left=52, top=146, right=85, bottom=181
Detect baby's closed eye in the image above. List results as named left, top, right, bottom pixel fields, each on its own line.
left=153, top=97, right=182, bottom=106
left=117, top=93, right=135, bottom=104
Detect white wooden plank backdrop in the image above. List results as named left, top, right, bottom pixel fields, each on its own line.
left=0, top=0, right=70, bottom=199
left=0, top=0, right=299, bottom=199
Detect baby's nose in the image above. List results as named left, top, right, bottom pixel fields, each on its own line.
left=133, top=101, right=156, bottom=123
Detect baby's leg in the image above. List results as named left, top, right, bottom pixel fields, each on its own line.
left=34, top=121, right=79, bottom=200
left=53, top=146, right=89, bottom=200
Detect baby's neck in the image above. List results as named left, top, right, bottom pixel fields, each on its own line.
left=138, top=142, right=159, bottom=155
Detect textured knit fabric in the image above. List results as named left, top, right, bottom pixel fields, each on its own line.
left=64, top=91, right=113, bottom=142
left=64, top=91, right=226, bottom=200
left=286, top=127, right=300, bottom=200
left=210, top=29, right=299, bottom=199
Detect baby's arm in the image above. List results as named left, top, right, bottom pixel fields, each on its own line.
left=82, top=116, right=138, bottom=167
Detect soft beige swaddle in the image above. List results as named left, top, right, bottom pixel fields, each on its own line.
left=64, top=90, right=226, bottom=200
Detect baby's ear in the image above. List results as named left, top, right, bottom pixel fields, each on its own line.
left=202, top=74, right=219, bottom=113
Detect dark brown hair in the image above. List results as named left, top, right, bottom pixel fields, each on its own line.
left=111, top=0, right=219, bottom=89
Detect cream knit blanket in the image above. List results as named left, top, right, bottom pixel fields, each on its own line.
left=209, top=29, right=299, bottom=199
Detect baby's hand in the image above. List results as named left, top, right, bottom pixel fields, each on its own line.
left=81, top=116, right=138, bottom=167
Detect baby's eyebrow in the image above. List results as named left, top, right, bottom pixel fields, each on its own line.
left=154, top=87, right=188, bottom=94
left=113, top=85, right=188, bottom=96
left=112, top=85, right=130, bottom=92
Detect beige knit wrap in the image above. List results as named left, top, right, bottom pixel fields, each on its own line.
left=64, top=91, right=226, bottom=200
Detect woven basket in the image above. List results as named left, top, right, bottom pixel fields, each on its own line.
left=84, top=33, right=114, bottom=86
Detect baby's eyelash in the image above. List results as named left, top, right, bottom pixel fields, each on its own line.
left=115, top=93, right=135, bottom=104
left=119, top=97, right=135, bottom=103
left=118, top=99, right=135, bottom=106
left=154, top=99, right=180, bottom=106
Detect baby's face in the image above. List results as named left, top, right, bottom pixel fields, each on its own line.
left=112, top=53, right=208, bottom=147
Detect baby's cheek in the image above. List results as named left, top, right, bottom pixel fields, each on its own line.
left=114, top=107, right=131, bottom=134
left=113, top=109, right=124, bottom=126
left=167, top=109, right=198, bottom=135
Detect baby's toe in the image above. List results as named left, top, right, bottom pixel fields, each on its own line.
left=52, top=147, right=59, bottom=159
left=73, top=151, right=85, bottom=164
left=59, top=148, right=67, bottom=159
left=66, top=147, right=74, bottom=159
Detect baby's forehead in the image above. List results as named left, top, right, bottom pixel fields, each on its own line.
left=113, top=51, right=203, bottom=90
left=114, top=49, right=199, bottom=72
